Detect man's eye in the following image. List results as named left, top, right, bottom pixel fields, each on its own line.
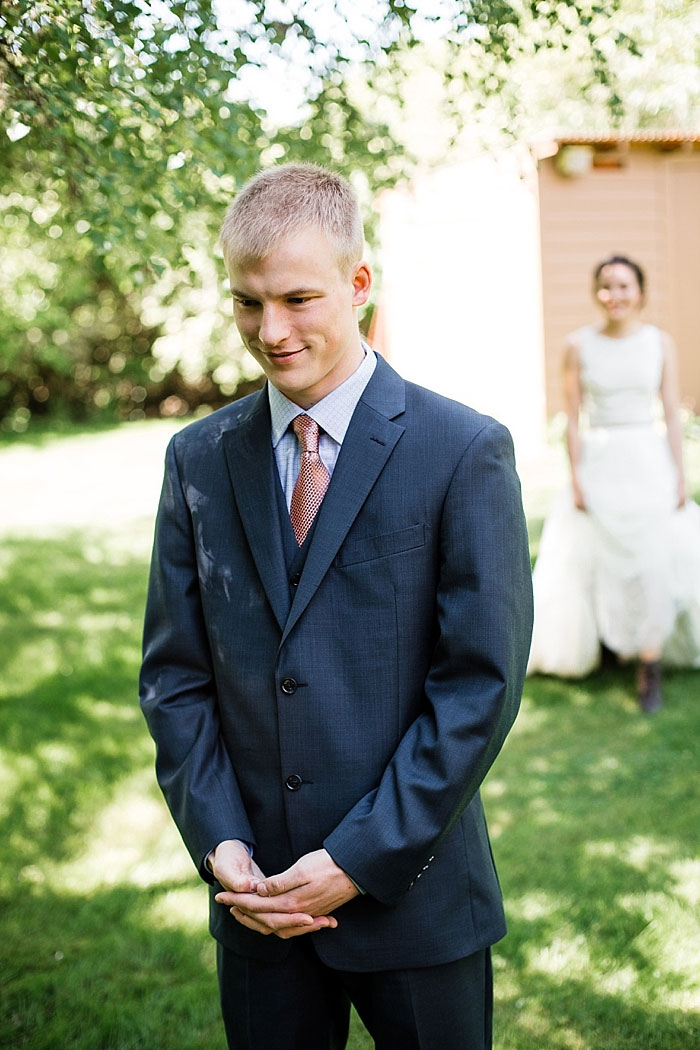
left=288, top=297, right=309, bottom=305
left=235, top=299, right=258, bottom=308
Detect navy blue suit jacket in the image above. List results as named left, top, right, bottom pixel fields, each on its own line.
left=140, top=354, right=533, bottom=971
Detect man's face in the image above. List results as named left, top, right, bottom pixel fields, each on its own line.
left=229, top=227, right=371, bottom=409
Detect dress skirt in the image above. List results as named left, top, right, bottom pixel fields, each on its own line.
left=528, top=423, right=700, bottom=676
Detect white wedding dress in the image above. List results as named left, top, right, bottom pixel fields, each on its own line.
left=528, top=323, right=700, bottom=677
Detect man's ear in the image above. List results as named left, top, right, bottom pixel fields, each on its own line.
left=351, top=261, right=372, bottom=308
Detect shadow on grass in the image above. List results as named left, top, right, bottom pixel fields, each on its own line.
left=0, top=882, right=223, bottom=1050
left=0, top=533, right=153, bottom=873
left=0, top=533, right=218, bottom=1049
left=497, top=970, right=700, bottom=1050
left=488, top=669, right=700, bottom=1049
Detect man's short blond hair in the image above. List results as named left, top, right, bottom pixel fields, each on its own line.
left=220, top=163, right=365, bottom=275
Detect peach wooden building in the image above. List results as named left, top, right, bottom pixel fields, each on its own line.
left=539, top=132, right=700, bottom=417
left=370, top=133, right=700, bottom=455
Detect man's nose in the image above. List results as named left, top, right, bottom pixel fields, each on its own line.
left=259, top=305, right=290, bottom=347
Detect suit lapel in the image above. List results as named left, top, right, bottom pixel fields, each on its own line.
left=221, top=391, right=291, bottom=632
left=281, top=356, right=406, bottom=645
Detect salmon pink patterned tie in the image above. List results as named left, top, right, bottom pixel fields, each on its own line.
left=290, top=415, right=330, bottom=546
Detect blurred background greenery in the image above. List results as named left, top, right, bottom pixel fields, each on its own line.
left=2, top=0, right=700, bottom=434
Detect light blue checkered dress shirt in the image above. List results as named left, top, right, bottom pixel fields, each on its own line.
left=268, top=347, right=377, bottom=509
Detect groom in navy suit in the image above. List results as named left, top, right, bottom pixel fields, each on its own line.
left=140, top=163, right=533, bottom=1049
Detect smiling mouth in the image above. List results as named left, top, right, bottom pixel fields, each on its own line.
left=265, top=348, right=304, bottom=360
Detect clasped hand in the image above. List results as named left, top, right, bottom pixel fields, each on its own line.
left=212, top=841, right=359, bottom=940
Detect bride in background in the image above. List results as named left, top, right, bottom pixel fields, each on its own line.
left=528, top=254, right=700, bottom=712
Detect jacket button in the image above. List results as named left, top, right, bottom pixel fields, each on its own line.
left=281, top=678, right=297, bottom=695
left=285, top=774, right=303, bottom=791
left=289, top=572, right=301, bottom=587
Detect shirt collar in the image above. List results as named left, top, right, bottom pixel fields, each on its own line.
left=268, top=345, right=376, bottom=448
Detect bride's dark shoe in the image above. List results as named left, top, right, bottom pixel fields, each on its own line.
left=637, top=660, right=663, bottom=714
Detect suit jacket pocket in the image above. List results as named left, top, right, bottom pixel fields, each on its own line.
left=336, top=523, right=425, bottom=567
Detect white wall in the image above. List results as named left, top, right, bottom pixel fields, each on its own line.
left=374, top=150, right=547, bottom=460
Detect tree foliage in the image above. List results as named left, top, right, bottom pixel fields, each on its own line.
left=1, top=0, right=689, bottom=429
left=1, top=1, right=264, bottom=261
left=0, top=0, right=408, bottom=426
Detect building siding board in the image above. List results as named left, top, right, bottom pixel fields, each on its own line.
left=538, top=144, right=700, bottom=416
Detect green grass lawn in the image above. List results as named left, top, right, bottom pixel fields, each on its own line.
left=1, top=423, right=699, bottom=1049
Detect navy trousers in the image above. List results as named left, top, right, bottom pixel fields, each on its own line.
left=217, top=937, right=493, bottom=1050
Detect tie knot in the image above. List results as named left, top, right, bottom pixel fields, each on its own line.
left=293, top=414, right=320, bottom=454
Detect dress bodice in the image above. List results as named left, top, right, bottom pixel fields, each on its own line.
left=575, top=324, right=663, bottom=427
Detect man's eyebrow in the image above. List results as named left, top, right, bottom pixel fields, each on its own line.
left=230, top=286, right=321, bottom=298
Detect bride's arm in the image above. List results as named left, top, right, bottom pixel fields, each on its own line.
left=563, top=338, right=585, bottom=510
left=660, top=332, right=687, bottom=508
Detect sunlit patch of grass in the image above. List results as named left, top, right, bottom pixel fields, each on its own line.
left=527, top=927, right=592, bottom=978
left=149, top=888, right=213, bottom=933
left=668, top=857, right=700, bottom=908
left=52, top=769, right=193, bottom=893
